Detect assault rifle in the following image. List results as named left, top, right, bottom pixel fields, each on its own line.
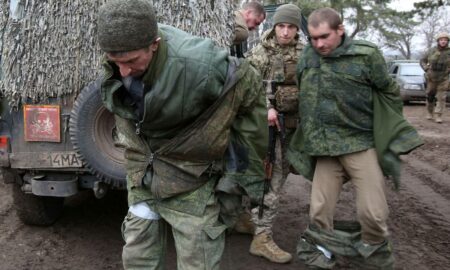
left=258, top=81, right=287, bottom=219
left=259, top=125, right=277, bottom=219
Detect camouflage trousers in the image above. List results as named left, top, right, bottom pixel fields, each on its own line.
left=121, top=195, right=227, bottom=270
left=426, top=78, right=448, bottom=116
left=297, top=222, right=394, bottom=270
left=251, top=128, right=294, bottom=235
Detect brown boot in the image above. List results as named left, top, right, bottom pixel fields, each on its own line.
left=234, top=212, right=255, bottom=235
left=435, top=115, right=443, bottom=123
left=249, top=232, right=292, bottom=263
left=426, top=112, right=434, bottom=120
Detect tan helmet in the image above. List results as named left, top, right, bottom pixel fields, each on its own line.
left=436, top=32, right=450, bottom=41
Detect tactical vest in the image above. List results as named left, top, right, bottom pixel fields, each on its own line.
left=267, top=41, right=302, bottom=127
left=427, top=47, right=450, bottom=82
left=268, top=43, right=301, bottom=114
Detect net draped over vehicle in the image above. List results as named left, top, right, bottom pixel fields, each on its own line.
left=0, top=0, right=235, bottom=108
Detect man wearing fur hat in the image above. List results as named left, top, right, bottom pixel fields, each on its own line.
left=245, top=3, right=305, bottom=264
left=97, top=0, right=268, bottom=269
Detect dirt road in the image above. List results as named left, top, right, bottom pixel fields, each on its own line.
left=1, top=104, right=449, bottom=270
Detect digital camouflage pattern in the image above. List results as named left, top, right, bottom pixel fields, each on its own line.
left=121, top=195, right=226, bottom=270
left=294, top=36, right=396, bottom=157
left=247, top=29, right=305, bottom=109
left=297, top=222, right=394, bottom=270
left=247, top=29, right=304, bottom=82
left=102, top=25, right=267, bottom=216
left=246, top=28, right=304, bottom=235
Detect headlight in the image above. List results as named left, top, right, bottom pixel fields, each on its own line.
left=403, top=83, right=421, bottom=90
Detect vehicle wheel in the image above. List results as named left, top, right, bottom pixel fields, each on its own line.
left=69, top=79, right=126, bottom=188
left=12, top=184, right=64, bottom=226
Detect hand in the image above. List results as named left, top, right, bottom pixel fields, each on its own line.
left=268, top=108, right=280, bottom=131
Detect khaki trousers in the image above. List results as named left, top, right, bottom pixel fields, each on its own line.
left=309, top=148, right=389, bottom=244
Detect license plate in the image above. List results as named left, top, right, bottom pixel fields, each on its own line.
left=10, top=151, right=83, bottom=169
left=47, top=152, right=82, bottom=168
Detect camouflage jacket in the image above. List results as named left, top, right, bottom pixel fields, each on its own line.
left=292, top=36, right=396, bottom=156
left=101, top=25, right=267, bottom=216
left=288, top=35, right=423, bottom=186
left=420, top=46, right=450, bottom=82
left=247, top=29, right=304, bottom=110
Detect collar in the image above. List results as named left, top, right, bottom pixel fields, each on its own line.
left=141, top=30, right=168, bottom=87
left=326, top=33, right=351, bottom=58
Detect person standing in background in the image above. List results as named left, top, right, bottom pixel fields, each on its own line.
left=420, top=32, right=450, bottom=123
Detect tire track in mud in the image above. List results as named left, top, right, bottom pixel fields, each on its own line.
left=402, top=155, right=450, bottom=201
left=399, top=165, right=450, bottom=223
left=387, top=167, right=450, bottom=269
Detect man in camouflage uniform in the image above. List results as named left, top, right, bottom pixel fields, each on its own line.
left=288, top=8, right=422, bottom=269
left=231, top=1, right=266, bottom=57
left=97, top=1, right=267, bottom=269
left=233, top=1, right=266, bottom=45
left=420, top=32, right=450, bottom=123
left=245, top=4, right=305, bottom=264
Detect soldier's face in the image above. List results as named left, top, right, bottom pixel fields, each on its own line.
left=438, top=37, right=449, bottom=48
left=308, top=22, right=344, bottom=56
left=275, top=23, right=298, bottom=46
left=106, top=39, right=160, bottom=78
left=244, top=10, right=265, bottom=30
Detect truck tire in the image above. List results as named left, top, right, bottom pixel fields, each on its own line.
left=69, top=80, right=126, bottom=188
left=12, top=184, right=64, bottom=226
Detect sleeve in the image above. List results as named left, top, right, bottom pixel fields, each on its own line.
left=246, top=46, right=272, bottom=109
left=447, top=51, right=450, bottom=74
left=220, top=61, right=268, bottom=202
left=419, top=50, right=430, bottom=71
left=369, top=48, right=401, bottom=105
left=233, top=13, right=249, bottom=44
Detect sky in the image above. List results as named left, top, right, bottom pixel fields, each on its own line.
left=388, top=0, right=419, bottom=12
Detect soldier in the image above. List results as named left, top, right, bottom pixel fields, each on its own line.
left=233, top=1, right=266, bottom=45
left=96, top=1, right=268, bottom=269
left=245, top=4, right=305, bottom=264
left=420, top=32, right=450, bottom=123
left=288, top=8, right=422, bottom=269
left=231, top=1, right=266, bottom=57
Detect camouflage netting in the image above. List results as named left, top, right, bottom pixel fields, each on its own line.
left=0, top=0, right=235, bottom=108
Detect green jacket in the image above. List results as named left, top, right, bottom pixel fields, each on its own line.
left=287, top=36, right=423, bottom=188
left=101, top=25, right=267, bottom=215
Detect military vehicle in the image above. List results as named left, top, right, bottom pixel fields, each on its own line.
left=0, top=0, right=235, bottom=225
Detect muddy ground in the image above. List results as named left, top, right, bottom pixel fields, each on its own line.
left=1, top=103, right=449, bottom=270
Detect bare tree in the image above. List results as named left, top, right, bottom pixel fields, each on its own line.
left=419, top=6, right=450, bottom=53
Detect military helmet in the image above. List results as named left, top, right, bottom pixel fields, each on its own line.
left=436, top=32, right=450, bottom=41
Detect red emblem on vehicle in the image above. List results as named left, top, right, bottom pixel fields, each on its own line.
left=23, top=105, right=61, bottom=142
